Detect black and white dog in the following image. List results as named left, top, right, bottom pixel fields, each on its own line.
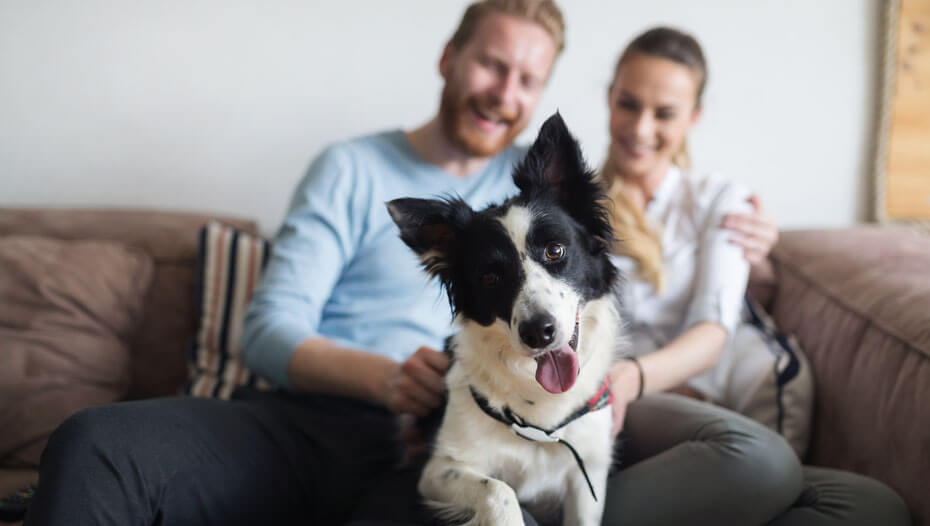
left=388, top=113, right=622, bottom=526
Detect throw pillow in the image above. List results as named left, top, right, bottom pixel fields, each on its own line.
left=724, top=295, right=815, bottom=458
left=687, top=294, right=815, bottom=458
left=0, top=236, right=154, bottom=467
left=185, top=222, right=274, bottom=399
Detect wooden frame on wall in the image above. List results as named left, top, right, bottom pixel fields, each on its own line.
left=873, top=0, right=930, bottom=231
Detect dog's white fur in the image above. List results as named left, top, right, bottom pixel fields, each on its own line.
left=418, top=206, right=622, bottom=526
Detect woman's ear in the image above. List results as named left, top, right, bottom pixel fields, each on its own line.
left=688, top=104, right=703, bottom=131
left=438, top=42, right=455, bottom=79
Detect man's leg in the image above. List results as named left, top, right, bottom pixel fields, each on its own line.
left=602, top=393, right=803, bottom=526
left=26, top=389, right=400, bottom=526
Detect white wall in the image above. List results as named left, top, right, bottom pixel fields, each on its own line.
left=0, top=0, right=880, bottom=235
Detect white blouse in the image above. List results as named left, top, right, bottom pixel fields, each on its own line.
left=610, top=165, right=752, bottom=359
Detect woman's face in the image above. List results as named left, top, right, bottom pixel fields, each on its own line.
left=607, top=53, right=702, bottom=180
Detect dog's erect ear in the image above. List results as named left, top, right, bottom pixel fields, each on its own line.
left=515, top=112, right=582, bottom=193
left=514, top=112, right=614, bottom=244
left=386, top=197, right=472, bottom=278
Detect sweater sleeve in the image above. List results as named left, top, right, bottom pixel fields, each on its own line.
left=242, top=144, right=367, bottom=388
left=682, top=181, right=753, bottom=336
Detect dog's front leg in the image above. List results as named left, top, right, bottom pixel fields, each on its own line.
left=562, top=463, right=609, bottom=526
left=419, top=456, right=524, bottom=526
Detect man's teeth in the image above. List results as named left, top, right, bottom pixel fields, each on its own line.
left=475, top=108, right=506, bottom=124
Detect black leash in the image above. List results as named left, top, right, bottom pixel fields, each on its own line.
left=468, top=379, right=612, bottom=502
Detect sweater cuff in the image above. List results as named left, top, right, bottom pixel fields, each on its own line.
left=684, top=291, right=741, bottom=336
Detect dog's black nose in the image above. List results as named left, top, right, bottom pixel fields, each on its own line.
left=519, top=314, right=557, bottom=349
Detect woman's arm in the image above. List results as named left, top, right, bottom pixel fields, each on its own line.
left=610, top=322, right=727, bottom=435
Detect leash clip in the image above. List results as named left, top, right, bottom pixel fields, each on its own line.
left=510, top=423, right=559, bottom=443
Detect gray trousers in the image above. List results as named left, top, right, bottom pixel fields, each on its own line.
left=602, top=393, right=910, bottom=526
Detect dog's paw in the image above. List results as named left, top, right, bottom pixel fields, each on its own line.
left=463, top=479, right=524, bottom=526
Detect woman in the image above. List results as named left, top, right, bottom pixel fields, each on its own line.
left=601, top=27, right=909, bottom=525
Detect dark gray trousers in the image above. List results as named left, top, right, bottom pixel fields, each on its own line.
left=25, top=389, right=909, bottom=525
left=602, top=394, right=910, bottom=525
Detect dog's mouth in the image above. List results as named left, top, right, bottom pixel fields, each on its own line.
left=533, top=310, right=580, bottom=395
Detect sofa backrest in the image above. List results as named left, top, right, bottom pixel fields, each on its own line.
left=0, top=208, right=259, bottom=399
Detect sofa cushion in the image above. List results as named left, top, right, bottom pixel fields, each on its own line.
left=770, top=226, right=930, bottom=525
left=0, top=208, right=260, bottom=399
left=0, top=236, right=154, bottom=467
left=186, top=222, right=274, bottom=399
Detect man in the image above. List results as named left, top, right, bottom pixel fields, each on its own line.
left=26, top=2, right=792, bottom=525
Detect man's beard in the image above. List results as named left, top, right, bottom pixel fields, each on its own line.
left=438, top=84, right=526, bottom=158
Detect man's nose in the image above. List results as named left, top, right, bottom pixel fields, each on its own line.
left=491, top=70, right=522, bottom=110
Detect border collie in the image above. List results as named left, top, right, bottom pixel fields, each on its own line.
left=387, top=112, right=622, bottom=526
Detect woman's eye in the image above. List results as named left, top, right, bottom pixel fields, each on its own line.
left=481, top=272, right=500, bottom=287
left=619, top=99, right=638, bottom=112
left=545, top=243, right=565, bottom=261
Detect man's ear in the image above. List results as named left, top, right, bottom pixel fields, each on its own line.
left=386, top=197, right=472, bottom=277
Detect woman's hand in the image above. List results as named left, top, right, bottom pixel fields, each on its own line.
left=608, top=359, right=643, bottom=438
left=375, top=346, right=449, bottom=416
left=723, top=195, right=779, bottom=267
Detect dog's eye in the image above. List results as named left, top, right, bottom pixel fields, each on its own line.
left=545, top=243, right=564, bottom=261
left=481, top=272, right=500, bottom=287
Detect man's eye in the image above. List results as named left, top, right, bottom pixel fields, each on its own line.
left=481, top=272, right=501, bottom=287
left=545, top=243, right=564, bottom=261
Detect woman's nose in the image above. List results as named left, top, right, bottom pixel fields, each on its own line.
left=632, top=111, right=654, bottom=139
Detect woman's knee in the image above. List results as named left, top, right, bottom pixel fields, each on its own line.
left=695, top=408, right=803, bottom=512
left=774, top=466, right=913, bottom=526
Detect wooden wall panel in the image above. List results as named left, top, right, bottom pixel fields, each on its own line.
left=885, top=0, right=930, bottom=219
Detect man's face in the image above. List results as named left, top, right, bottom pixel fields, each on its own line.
left=439, top=13, right=557, bottom=158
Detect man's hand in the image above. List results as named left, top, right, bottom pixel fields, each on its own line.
left=722, top=195, right=779, bottom=267
left=376, top=346, right=449, bottom=417
left=608, top=360, right=643, bottom=438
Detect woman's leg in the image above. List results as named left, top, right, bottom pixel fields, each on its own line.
left=602, top=393, right=802, bottom=526
left=767, top=466, right=911, bottom=526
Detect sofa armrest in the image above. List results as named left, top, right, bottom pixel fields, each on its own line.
left=768, top=227, right=929, bottom=524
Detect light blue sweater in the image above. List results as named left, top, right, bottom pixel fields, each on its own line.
left=242, top=130, right=526, bottom=388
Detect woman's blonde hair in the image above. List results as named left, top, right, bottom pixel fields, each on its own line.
left=604, top=27, right=707, bottom=293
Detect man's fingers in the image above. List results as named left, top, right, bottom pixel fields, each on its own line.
left=394, top=392, right=431, bottom=417
left=743, top=249, right=768, bottom=266
left=416, top=346, right=451, bottom=374
left=402, top=357, right=447, bottom=395
left=728, top=233, right=765, bottom=253
left=398, top=373, right=443, bottom=409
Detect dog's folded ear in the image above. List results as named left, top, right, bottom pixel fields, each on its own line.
left=515, top=112, right=614, bottom=246
left=386, top=197, right=472, bottom=277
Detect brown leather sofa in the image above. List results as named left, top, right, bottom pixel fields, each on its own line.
left=1, top=208, right=927, bottom=524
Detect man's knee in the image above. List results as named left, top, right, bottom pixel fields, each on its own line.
left=43, top=405, right=129, bottom=465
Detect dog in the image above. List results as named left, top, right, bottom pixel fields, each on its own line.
left=387, top=112, right=623, bottom=526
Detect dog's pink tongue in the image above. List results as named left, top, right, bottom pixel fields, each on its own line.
left=534, top=345, right=579, bottom=394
